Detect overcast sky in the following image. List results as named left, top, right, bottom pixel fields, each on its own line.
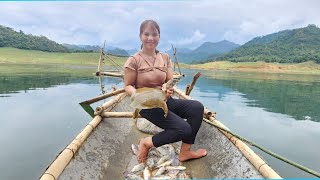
left=0, top=0, right=319, bottom=51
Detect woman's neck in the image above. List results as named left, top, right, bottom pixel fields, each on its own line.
left=141, top=48, right=156, bottom=57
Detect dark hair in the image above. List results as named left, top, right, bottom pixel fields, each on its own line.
left=140, top=20, right=160, bottom=53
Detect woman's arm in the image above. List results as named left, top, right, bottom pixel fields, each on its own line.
left=124, top=68, right=137, bottom=96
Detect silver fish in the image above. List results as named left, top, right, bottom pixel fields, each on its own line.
left=143, top=167, right=151, bottom=180
left=168, top=145, right=176, bottom=157
left=131, top=144, right=139, bottom=155
left=131, top=163, right=145, bottom=173
left=154, top=166, right=166, bottom=176
left=165, top=166, right=187, bottom=170
left=156, top=159, right=173, bottom=168
left=171, top=157, right=181, bottom=166
left=146, top=157, right=155, bottom=169
left=156, top=145, right=170, bottom=156
left=148, top=147, right=161, bottom=157
left=167, top=169, right=180, bottom=179
left=156, top=155, right=170, bottom=166
left=177, top=171, right=188, bottom=179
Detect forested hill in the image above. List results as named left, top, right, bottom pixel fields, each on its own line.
left=0, top=25, right=69, bottom=52
left=215, top=24, right=320, bottom=63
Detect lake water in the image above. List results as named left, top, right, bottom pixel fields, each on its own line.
left=0, top=70, right=319, bottom=179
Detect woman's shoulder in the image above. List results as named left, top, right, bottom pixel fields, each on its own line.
left=159, top=52, right=170, bottom=60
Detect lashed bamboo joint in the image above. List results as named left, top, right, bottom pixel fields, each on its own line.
left=95, top=92, right=127, bottom=115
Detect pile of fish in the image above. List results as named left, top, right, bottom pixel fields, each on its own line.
left=124, top=143, right=192, bottom=180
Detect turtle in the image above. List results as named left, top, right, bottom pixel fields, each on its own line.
left=130, top=79, right=178, bottom=119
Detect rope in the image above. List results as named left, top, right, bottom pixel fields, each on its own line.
left=105, top=54, right=123, bottom=71
left=204, top=118, right=320, bottom=178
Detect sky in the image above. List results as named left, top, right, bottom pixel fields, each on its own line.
left=0, top=0, right=319, bottom=51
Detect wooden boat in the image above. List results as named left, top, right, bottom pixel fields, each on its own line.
left=39, top=74, right=282, bottom=180
left=39, top=47, right=281, bottom=179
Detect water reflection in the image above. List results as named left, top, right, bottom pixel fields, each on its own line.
left=0, top=74, right=122, bottom=96
left=184, top=70, right=320, bottom=122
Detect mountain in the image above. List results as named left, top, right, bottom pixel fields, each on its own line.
left=126, top=48, right=139, bottom=55
left=63, top=44, right=100, bottom=52
left=0, top=25, right=69, bottom=52
left=215, top=24, right=320, bottom=63
left=106, top=47, right=129, bottom=56
left=168, top=40, right=240, bottom=64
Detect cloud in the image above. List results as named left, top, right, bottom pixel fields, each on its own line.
left=0, top=0, right=319, bottom=50
left=168, top=30, right=206, bottom=48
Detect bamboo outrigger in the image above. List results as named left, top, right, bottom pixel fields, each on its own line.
left=39, top=46, right=282, bottom=180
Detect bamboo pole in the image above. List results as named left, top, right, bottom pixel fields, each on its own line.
left=101, top=111, right=142, bottom=118
left=185, top=72, right=201, bottom=96
left=39, top=115, right=103, bottom=180
left=203, top=117, right=281, bottom=178
left=185, top=84, right=190, bottom=95
left=95, top=92, right=127, bottom=115
left=99, top=71, right=124, bottom=78
left=97, top=48, right=104, bottom=72
left=80, top=88, right=125, bottom=105
left=174, top=86, right=281, bottom=178
left=98, top=72, right=183, bottom=79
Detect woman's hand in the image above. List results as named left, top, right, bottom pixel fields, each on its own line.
left=162, top=83, right=174, bottom=99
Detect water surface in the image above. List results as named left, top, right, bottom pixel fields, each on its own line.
left=0, top=70, right=319, bottom=179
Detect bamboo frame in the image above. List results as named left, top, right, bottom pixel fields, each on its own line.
left=95, top=92, right=127, bottom=115
left=174, top=86, right=281, bottom=179
left=80, top=88, right=125, bottom=105
left=185, top=72, right=201, bottom=96
left=101, top=111, right=142, bottom=118
left=39, top=115, right=103, bottom=180
left=98, top=71, right=124, bottom=78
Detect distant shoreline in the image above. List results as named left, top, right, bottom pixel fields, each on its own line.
left=1, top=47, right=320, bottom=76
left=183, top=61, right=320, bottom=75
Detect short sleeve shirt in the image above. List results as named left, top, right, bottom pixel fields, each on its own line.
left=124, top=51, right=172, bottom=89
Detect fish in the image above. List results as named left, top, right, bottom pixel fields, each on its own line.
left=125, top=141, right=188, bottom=180
left=146, top=157, right=155, bottom=169
left=167, top=169, right=180, bottom=179
left=156, top=155, right=171, bottom=167
left=148, top=147, right=161, bottom=157
left=165, top=166, right=186, bottom=171
left=143, top=167, right=151, bottom=180
left=131, top=163, right=145, bottom=173
left=154, top=166, right=166, bottom=176
left=131, top=144, right=139, bottom=155
left=156, top=159, right=173, bottom=168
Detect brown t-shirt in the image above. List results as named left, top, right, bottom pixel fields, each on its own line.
left=124, top=51, right=172, bottom=89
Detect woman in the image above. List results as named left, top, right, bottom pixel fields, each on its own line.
left=124, top=20, right=207, bottom=163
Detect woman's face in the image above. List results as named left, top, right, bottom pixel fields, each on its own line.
left=140, top=23, right=160, bottom=51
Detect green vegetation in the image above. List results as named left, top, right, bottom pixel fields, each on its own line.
left=187, top=61, right=320, bottom=75
left=0, top=25, right=69, bottom=52
left=213, top=25, right=320, bottom=63
left=0, top=47, right=127, bottom=77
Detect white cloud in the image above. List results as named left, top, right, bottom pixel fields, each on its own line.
left=168, top=30, right=206, bottom=48
left=0, top=0, right=319, bottom=50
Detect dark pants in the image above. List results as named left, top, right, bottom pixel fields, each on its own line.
left=139, top=97, right=204, bottom=147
